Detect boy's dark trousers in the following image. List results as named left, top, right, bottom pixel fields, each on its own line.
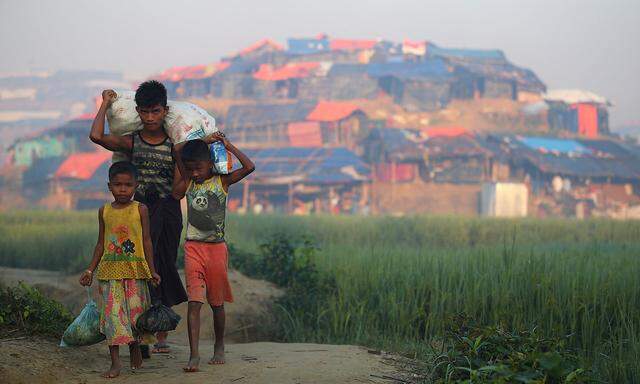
left=136, top=193, right=188, bottom=307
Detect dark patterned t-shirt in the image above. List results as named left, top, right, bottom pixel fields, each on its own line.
left=131, top=133, right=174, bottom=199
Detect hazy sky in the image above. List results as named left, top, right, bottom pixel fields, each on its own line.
left=1, top=0, right=638, bottom=126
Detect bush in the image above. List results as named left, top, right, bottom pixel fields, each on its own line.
left=0, top=283, right=74, bottom=338
left=428, top=313, right=596, bottom=383
left=230, top=234, right=337, bottom=341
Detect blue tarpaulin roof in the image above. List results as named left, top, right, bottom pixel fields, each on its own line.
left=519, top=137, right=590, bottom=154
left=488, top=135, right=640, bottom=180
left=238, top=147, right=370, bottom=185
left=287, top=38, right=330, bottom=55
left=329, top=60, right=452, bottom=80
left=367, top=59, right=451, bottom=80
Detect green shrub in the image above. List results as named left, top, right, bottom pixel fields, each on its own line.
left=0, top=283, right=73, bottom=338
left=231, top=234, right=337, bottom=341
left=429, top=313, right=596, bottom=383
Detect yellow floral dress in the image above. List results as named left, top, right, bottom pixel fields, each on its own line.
left=96, top=202, right=153, bottom=346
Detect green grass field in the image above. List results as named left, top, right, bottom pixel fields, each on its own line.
left=1, top=211, right=639, bottom=381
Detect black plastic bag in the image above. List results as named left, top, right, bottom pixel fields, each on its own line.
left=136, top=301, right=181, bottom=333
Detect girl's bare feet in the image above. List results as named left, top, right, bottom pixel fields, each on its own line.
left=183, top=356, right=200, bottom=372
left=103, top=361, right=122, bottom=379
left=208, top=343, right=225, bottom=365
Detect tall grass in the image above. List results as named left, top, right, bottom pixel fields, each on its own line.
left=226, top=215, right=640, bottom=382
left=2, top=211, right=639, bottom=381
left=0, top=211, right=95, bottom=271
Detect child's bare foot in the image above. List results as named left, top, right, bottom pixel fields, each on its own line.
left=183, top=356, right=200, bottom=372
left=103, top=361, right=122, bottom=379
left=129, top=343, right=143, bottom=370
left=208, top=343, right=225, bottom=365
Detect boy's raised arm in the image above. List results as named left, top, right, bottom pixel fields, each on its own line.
left=219, top=134, right=255, bottom=188
left=89, top=90, right=133, bottom=153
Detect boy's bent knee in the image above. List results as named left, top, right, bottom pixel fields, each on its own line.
left=211, top=304, right=224, bottom=311
left=188, top=301, right=204, bottom=310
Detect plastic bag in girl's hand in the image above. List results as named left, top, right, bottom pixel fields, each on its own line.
left=136, top=303, right=181, bottom=333
left=59, top=298, right=105, bottom=347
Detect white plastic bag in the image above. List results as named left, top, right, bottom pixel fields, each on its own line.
left=106, top=91, right=217, bottom=144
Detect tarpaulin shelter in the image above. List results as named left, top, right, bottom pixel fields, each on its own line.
left=253, top=62, right=321, bottom=81
left=330, top=39, right=377, bottom=51
left=488, top=135, right=640, bottom=184
left=240, top=147, right=369, bottom=185
left=287, top=37, right=330, bottom=55
left=306, top=101, right=361, bottom=122
left=54, top=151, right=111, bottom=180
left=305, top=101, right=368, bottom=148
left=231, top=146, right=370, bottom=214
left=287, top=122, right=323, bottom=147
left=544, top=90, right=610, bottom=137
left=225, top=101, right=316, bottom=145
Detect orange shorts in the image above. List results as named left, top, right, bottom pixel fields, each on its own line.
left=184, top=241, right=233, bottom=306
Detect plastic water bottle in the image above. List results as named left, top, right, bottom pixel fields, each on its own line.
left=210, top=141, right=230, bottom=174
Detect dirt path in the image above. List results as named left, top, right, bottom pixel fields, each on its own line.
left=1, top=337, right=409, bottom=384
left=0, top=267, right=417, bottom=383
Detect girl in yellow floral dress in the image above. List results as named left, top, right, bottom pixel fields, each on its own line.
left=79, top=161, right=160, bottom=379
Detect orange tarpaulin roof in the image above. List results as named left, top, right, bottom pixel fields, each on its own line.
left=306, top=101, right=361, bottom=122
left=330, top=39, right=377, bottom=51
left=420, top=126, right=469, bottom=138
left=237, top=39, right=284, bottom=57
left=156, top=62, right=230, bottom=82
left=55, top=151, right=111, bottom=180
left=288, top=122, right=323, bottom=147
left=253, top=62, right=320, bottom=81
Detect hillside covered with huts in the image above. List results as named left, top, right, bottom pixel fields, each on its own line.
left=2, top=35, right=638, bottom=219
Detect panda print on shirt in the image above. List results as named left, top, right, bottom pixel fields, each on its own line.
left=186, top=176, right=227, bottom=242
